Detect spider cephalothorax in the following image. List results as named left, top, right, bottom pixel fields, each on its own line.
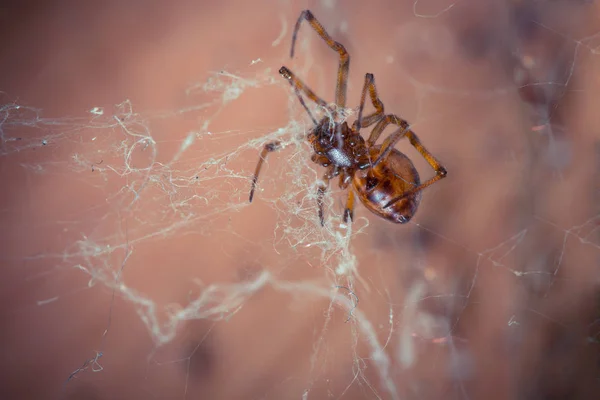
left=308, top=118, right=370, bottom=170
left=249, top=10, right=447, bottom=225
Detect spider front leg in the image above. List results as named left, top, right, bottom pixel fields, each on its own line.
left=280, top=67, right=331, bottom=124
left=249, top=141, right=281, bottom=202
left=291, top=10, right=350, bottom=108
left=370, top=114, right=447, bottom=208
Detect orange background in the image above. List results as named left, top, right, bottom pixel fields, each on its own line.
left=1, top=1, right=599, bottom=399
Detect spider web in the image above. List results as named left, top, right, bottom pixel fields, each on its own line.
left=1, top=1, right=599, bottom=399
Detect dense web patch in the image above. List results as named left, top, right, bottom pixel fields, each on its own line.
left=0, top=62, right=384, bottom=392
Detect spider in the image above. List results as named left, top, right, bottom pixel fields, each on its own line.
left=249, top=10, right=447, bottom=225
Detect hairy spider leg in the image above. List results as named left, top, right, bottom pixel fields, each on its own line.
left=343, top=190, right=355, bottom=223
left=367, top=114, right=447, bottom=208
left=279, top=66, right=329, bottom=111
left=316, top=166, right=340, bottom=226
left=316, top=170, right=331, bottom=226
left=337, top=171, right=354, bottom=223
left=291, top=10, right=350, bottom=109
left=289, top=85, right=318, bottom=125
left=249, top=141, right=282, bottom=202
left=354, top=73, right=385, bottom=131
left=348, top=72, right=387, bottom=222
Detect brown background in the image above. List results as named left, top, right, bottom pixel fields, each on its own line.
left=0, top=1, right=599, bottom=399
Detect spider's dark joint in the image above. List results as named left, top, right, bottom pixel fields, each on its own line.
left=265, top=142, right=280, bottom=152
left=248, top=10, right=447, bottom=224
left=279, top=66, right=292, bottom=80
left=343, top=208, right=353, bottom=223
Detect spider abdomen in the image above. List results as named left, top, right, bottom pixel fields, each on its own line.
left=353, top=146, right=422, bottom=224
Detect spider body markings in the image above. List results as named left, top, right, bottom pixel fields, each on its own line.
left=249, top=10, right=447, bottom=225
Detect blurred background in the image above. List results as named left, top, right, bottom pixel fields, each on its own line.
left=0, top=0, right=599, bottom=399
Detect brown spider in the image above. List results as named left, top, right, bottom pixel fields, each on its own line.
left=249, top=10, right=447, bottom=225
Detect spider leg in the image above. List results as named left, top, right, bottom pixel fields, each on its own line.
left=369, top=114, right=447, bottom=208
left=338, top=171, right=354, bottom=222
left=369, top=115, right=411, bottom=164
left=291, top=10, right=350, bottom=108
left=340, top=170, right=354, bottom=222
left=280, top=66, right=331, bottom=110
left=279, top=67, right=328, bottom=125
left=343, top=190, right=355, bottom=223
left=316, top=166, right=339, bottom=226
left=354, top=73, right=385, bottom=131
left=292, top=86, right=318, bottom=126
left=249, top=141, right=282, bottom=202
left=366, top=107, right=404, bottom=148
left=316, top=175, right=331, bottom=226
